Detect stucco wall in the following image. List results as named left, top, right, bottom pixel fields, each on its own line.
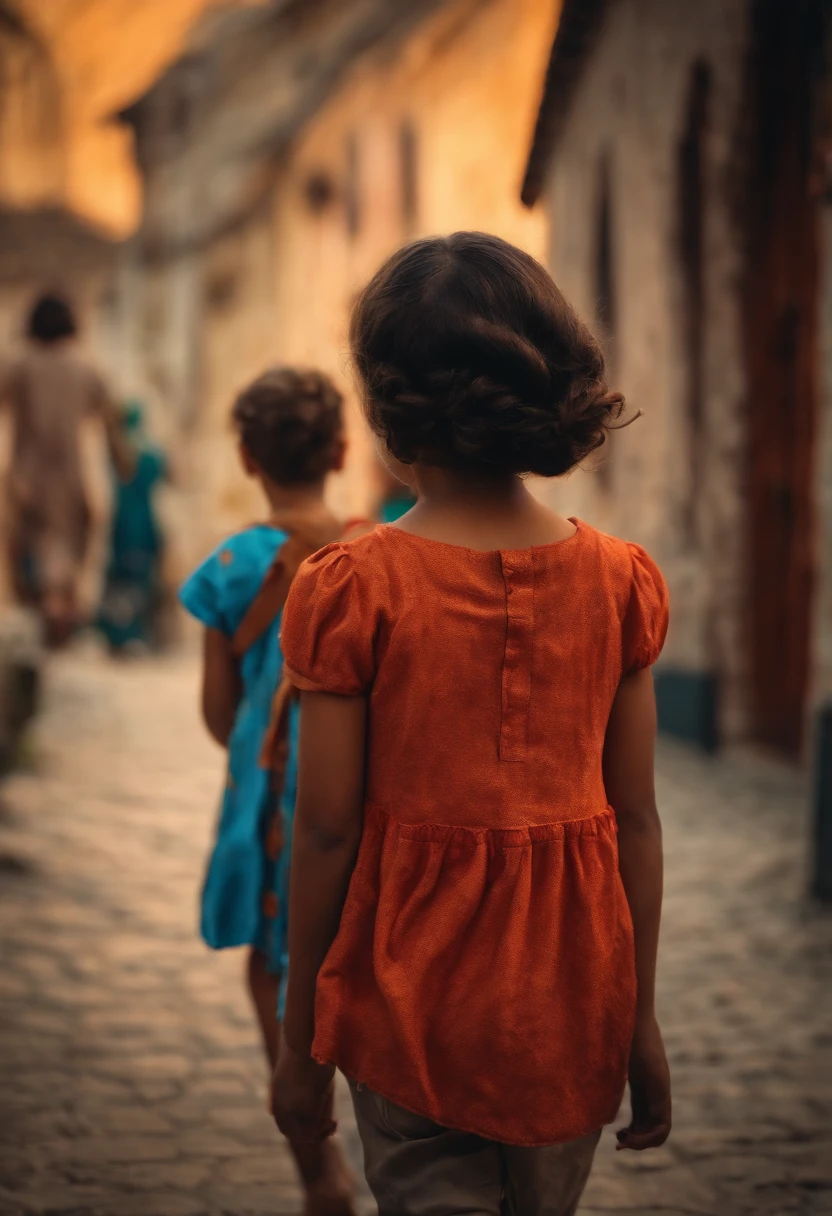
left=270, top=0, right=558, bottom=517
left=540, top=0, right=752, bottom=737
left=116, top=0, right=558, bottom=564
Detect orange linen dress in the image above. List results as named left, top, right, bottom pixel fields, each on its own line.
left=281, top=520, right=669, bottom=1147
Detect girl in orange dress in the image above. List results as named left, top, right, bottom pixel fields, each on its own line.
left=272, top=233, right=671, bottom=1216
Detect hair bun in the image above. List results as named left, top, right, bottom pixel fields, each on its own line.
left=351, top=232, right=631, bottom=479
left=519, top=378, right=626, bottom=478
left=362, top=349, right=625, bottom=478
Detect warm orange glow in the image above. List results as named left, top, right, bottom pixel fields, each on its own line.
left=11, top=0, right=265, bottom=235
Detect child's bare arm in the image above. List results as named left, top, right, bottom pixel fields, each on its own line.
left=271, top=690, right=366, bottom=1143
left=603, top=667, right=671, bottom=1150
left=604, top=668, right=663, bottom=1019
left=201, top=627, right=242, bottom=747
left=282, top=690, right=367, bottom=1056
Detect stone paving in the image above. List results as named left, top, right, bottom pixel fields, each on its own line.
left=0, top=649, right=830, bottom=1216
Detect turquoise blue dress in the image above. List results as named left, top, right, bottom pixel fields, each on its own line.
left=179, top=525, right=299, bottom=993
left=98, top=447, right=167, bottom=649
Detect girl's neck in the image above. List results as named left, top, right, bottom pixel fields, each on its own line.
left=262, top=478, right=328, bottom=525
left=414, top=466, right=523, bottom=506
left=396, top=466, right=576, bottom=551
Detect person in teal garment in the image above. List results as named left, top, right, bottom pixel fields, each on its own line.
left=374, top=450, right=416, bottom=522
left=179, top=368, right=355, bottom=1216
left=97, top=401, right=167, bottom=651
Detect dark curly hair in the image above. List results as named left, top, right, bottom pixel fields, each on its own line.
left=28, top=293, right=77, bottom=343
left=350, top=232, right=626, bottom=478
left=232, top=367, right=343, bottom=487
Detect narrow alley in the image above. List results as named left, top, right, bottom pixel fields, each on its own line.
left=0, top=652, right=830, bottom=1216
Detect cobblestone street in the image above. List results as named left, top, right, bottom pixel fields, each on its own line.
left=0, top=651, right=830, bottom=1216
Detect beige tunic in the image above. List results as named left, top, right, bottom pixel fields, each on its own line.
left=2, top=344, right=109, bottom=595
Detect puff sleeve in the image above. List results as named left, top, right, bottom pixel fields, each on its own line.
left=621, top=543, right=669, bottom=672
left=179, top=548, right=233, bottom=634
left=281, top=544, right=377, bottom=695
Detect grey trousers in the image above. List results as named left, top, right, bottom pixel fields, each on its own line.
left=349, top=1082, right=601, bottom=1216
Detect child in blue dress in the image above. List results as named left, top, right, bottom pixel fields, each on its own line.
left=180, top=367, right=356, bottom=1215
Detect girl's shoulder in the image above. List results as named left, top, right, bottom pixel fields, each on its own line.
left=281, top=528, right=394, bottom=696
left=179, top=524, right=288, bottom=635
left=292, top=520, right=666, bottom=606
left=577, top=524, right=669, bottom=668
left=292, top=525, right=391, bottom=584
left=216, top=522, right=288, bottom=564
left=300, top=521, right=666, bottom=599
left=572, top=521, right=666, bottom=592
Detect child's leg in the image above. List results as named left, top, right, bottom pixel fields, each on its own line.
left=274, top=1027, right=356, bottom=1216
left=43, top=595, right=75, bottom=648
left=246, top=947, right=281, bottom=1067
left=349, top=1081, right=503, bottom=1216
left=292, top=1138, right=355, bottom=1216
left=501, top=1130, right=602, bottom=1216
left=248, top=952, right=356, bottom=1214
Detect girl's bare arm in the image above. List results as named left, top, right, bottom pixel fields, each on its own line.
left=281, top=690, right=367, bottom=1057
left=603, top=666, right=671, bottom=1150
left=604, top=667, right=663, bottom=1021
left=201, top=627, right=242, bottom=747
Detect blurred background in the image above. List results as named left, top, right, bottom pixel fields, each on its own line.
left=0, top=2, right=831, bottom=1214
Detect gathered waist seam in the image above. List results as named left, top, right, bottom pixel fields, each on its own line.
left=362, top=800, right=616, bottom=845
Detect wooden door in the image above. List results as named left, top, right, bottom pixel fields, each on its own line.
left=744, top=0, right=824, bottom=755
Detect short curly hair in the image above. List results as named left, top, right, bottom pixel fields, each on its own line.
left=232, top=367, right=343, bottom=487
left=28, top=293, right=77, bottom=343
left=350, top=232, right=626, bottom=478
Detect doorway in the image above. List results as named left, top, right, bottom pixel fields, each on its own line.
left=744, top=0, right=824, bottom=755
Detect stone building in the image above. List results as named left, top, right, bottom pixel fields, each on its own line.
left=521, top=0, right=832, bottom=761
left=0, top=4, right=64, bottom=212
left=0, top=4, right=123, bottom=606
left=0, top=7, right=115, bottom=350
left=2, top=0, right=262, bottom=235
left=112, top=0, right=557, bottom=578
left=0, top=207, right=116, bottom=351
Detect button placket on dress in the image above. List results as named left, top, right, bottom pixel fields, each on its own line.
left=499, top=551, right=534, bottom=762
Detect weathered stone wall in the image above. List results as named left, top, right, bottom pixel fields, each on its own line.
left=269, top=0, right=557, bottom=517
left=540, top=0, right=753, bottom=739
left=117, top=0, right=557, bottom=565
left=0, top=17, right=65, bottom=210
left=106, top=210, right=277, bottom=583
left=7, top=0, right=260, bottom=234
left=125, top=0, right=455, bottom=259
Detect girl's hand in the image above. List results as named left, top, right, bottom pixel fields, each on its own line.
left=271, top=1041, right=337, bottom=1143
left=616, top=1015, right=672, bottom=1151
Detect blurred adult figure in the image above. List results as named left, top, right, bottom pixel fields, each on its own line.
left=97, top=400, right=168, bottom=654
left=0, top=294, right=130, bottom=646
